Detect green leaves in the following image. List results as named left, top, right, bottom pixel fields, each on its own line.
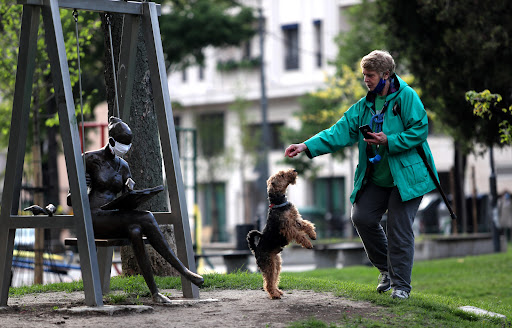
left=0, top=3, right=102, bottom=147
left=466, top=90, right=512, bottom=145
left=158, top=0, right=256, bottom=68
left=377, top=0, right=512, bottom=151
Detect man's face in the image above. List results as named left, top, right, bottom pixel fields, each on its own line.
left=362, top=69, right=388, bottom=92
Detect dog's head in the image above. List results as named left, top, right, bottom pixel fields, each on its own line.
left=267, top=169, right=298, bottom=194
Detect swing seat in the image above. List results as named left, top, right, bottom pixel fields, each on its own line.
left=64, top=237, right=149, bottom=294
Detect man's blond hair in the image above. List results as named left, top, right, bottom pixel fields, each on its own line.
left=360, top=50, right=395, bottom=75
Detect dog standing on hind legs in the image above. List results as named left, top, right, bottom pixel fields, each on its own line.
left=247, top=169, right=317, bottom=299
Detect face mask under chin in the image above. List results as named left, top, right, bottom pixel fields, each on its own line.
left=371, top=78, right=386, bottom=94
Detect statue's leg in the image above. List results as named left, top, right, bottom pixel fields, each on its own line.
left=138, top=213, right=204, bottom=286
left=128, top=225, right=158, bottom=293
left=128, top=224, right=171, bottom=303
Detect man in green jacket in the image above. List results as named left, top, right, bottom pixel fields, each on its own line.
left=285, top=50, right=438, bottom=299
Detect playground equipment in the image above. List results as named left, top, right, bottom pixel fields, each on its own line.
left=0, top=0, right=197, bottom=307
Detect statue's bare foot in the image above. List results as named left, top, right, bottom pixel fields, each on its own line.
left=152, top=292, right=172, bottom=303
left=187, top=271, right=204, bottom=286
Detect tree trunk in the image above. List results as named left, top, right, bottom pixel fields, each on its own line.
left=103, top=13, right=178, bottom=277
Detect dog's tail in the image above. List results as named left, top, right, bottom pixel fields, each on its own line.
left=246, top=230, right=262, bottom=253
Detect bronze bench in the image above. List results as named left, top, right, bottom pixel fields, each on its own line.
left=64, top=237, right=148, bottom=294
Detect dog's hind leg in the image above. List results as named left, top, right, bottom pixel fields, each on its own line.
left=262, top=270, right=280, bottom=299
left=264, top=253, right=282, bottom=299
left=257, top=255, right=276, bottom=299
left=274, top=253, right=284, bottom=296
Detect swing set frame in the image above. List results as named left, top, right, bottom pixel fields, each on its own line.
left=0, top=0, right=197, bottom=307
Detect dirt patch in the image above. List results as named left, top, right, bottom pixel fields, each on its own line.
left=0, top=289, right=389, bottom=327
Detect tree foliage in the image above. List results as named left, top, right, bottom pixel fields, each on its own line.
left=0, top=3, right=101, bottom=147
left=466, top=90, right=512, bottom=145
left=157, top=0, right=256, bottom=69
left=376, top=0, right=512, bottom=153
left=333, top=0, right=386, bottom=72
left=0, top=0, right=256, bottom=146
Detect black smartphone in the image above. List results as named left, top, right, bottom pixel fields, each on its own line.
left=359, top=124, right=374, bottom=139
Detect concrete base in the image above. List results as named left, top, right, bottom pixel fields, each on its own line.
left=57, top=305, right=153, bottom=315
left=55, top=298, right=219, bottom=314
left=158, top=298, right=219, bottom=307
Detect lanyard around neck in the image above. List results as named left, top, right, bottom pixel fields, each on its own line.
left=370, top=99, right=389, bottom=133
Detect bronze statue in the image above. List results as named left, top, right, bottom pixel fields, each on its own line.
left=68, top=117, right=203, bottom=303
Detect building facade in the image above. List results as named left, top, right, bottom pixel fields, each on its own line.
left=165, top=0, right=512, bottom=244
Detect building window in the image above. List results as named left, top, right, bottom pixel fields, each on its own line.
left=199, top=182, right=227, bottom=242
left=248, top=122, right=285, bottom=151
left=314, top=20, right=323, bottom=68
left=173, top=116, right=181, bottom=150
left=198, top=65, right=204, bottom=81
left=282, top=24, right=299, bottom=70
left=242, top=40, right=252, bottom=59
left=196, top=113, right=224, bottom=157
left=181, top=68, right=187, bottom=82
left=312, top=177, right=346, bottom=238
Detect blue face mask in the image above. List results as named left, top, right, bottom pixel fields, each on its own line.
left=371, top=78, right=386, bottom=94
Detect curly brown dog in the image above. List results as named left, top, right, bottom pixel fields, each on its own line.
left=247, top=169, right=316, bottom=299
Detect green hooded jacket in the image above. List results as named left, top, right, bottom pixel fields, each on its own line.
left=304, top=74, right=438, bottom=203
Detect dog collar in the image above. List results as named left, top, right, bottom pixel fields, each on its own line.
left=268, top=193, right=288, bottom=209
left=269, top=201, right=289, bottom=209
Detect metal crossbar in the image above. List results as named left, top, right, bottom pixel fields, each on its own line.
left=17, top=0, right=162, bottom=15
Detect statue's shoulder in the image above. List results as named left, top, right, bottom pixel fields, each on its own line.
left=83, top=149, right=108, bottom=167
left=119, top=157, right=130, bottom=167
left=118, top=157, right=132, bottom=175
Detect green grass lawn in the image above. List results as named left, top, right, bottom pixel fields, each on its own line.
left=9, top=244, right=512, bottom=327
left=287, top=245, right=512, bottom=308
left=284, top=245, right=512, bottom=327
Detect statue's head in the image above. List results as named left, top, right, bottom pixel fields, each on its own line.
left=108, top=116, right=132, bottom=157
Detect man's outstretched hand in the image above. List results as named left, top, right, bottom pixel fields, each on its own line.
left=284, top=143, right=307, bottom=158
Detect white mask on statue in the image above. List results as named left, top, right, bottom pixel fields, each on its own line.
left=109, top=140, right=132, bottom=157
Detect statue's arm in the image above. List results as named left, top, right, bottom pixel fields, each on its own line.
left=121, top=160, right=134, bottom=193
left=67, top=153, right=94, bottom=206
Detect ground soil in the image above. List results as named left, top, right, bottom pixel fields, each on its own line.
left=0, top=289, right=390, bottom=327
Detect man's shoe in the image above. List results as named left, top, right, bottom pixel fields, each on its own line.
left=391, top=289, right=409, bottom=299
left=376, top=272, right=391, bottom=293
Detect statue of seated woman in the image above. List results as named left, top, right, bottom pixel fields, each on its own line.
left=68, top=116, right=203, bottom=303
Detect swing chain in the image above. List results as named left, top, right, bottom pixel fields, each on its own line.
left=105, top=12, right=112, bottom=26
left=73, top=9, right=86, bottom=169
left=105, top=13, right=121, bottom=118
